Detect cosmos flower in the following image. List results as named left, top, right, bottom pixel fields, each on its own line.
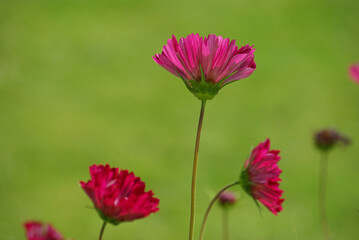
left=239, top=139, right=284, bottom=215
left=218, top=191, right=237, bottom=208
left=314, top=128, right=350, bottom=151
left=153, top=34, right=256, bottom=100
left=80, top=164, right=159, bottom=225
left=23, top=221, right=63, bottom=240
left=349, top=63, right=359, bottom=84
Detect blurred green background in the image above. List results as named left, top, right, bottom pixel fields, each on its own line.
left=1, top=0, right=358, bottom=239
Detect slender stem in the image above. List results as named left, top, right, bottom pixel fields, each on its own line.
left=222, top=209, right=229, bottom=240
left=319, top=152, right=330, bottom=240
left=98, top=221, right=107, bottom=240
left=189, top=100, right=207, bottom=240
left=199, top=181, right=240, bottom=240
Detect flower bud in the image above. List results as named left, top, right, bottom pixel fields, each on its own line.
left=218, top=191, right=237, bottom=208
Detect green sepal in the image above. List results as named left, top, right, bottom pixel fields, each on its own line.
left=239, top=169, right=263, bottom=216
left=96, top=208, right=121, bottom=226
left=316, top=144, right=334, bottom=152
left=239, top=169, right=251, bottom=197
left=186, top=78, right=224, bottom=101
left=219, top=201, right=237, bottom=210
left=174, top=65, right=227, bottom=100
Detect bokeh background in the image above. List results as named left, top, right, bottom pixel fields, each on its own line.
left=1, top=0, right=358, bottom=239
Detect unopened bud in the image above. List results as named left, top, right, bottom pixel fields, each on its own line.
left=218, top=191, right=237, bottom=208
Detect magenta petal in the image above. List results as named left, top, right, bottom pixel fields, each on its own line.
left=24, top=221, right=64, bottom=240
left=349, top=63, right=359, bottom=84
left=225, top=59, right=256, bottom=83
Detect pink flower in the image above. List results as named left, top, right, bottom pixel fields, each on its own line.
left=153, top=34, right=256, bottom=100
left=80, top=164, right=159, bottom=225
left=240, top=139, right=284, bottom=215
left=349, top=63, right=359, bottom=84
left=23, top=221, right=63, bottom=240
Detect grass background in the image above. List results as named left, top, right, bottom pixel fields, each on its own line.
left=0, top=0, right=359, bottom=239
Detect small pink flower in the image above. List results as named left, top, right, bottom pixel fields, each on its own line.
left=240, top=139, right=284, bottom=215
left=80, top=164, right=159, bottom=225
left=153, top=34, right=256, bottom=100
left=349, top=63, right=359, bottom=84
left=23, top=221, right=63, bottom=240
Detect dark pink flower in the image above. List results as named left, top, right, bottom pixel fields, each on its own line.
left=153, top=34, right=256, bottom=100
left=23, top=221, right=63, bottom=240
left=80, top=164, right=159, bottom=225
left=240, top=139, right=284, bottom=215
left=218, top=191, right=237, bottom=208
left=314, top=128, right=350, bottom=151
left=349, top=63, right=359, bottom=84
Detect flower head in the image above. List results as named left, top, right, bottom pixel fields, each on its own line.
left=239, top=139, right=284, bottom=215
left=153, top=34, right=256, bottom=100
left=80, top=164, right=159, bottom=225
left=349, top=63, right=359, bottom=84
left=218, top=191, right=237, bottom=208
left=23, top=221, right=63, bottom=240
left=314, top=128, right=350, bottom=151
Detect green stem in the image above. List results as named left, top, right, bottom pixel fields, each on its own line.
left=189, top=100, right=207, bottom=240
left=222, top=209, right=229, bottom=240
left=98, top=221, right=107, bottom=240
left=199, top=181, right=240, bottom=240
left=319, top=152, right=330, bottom=240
